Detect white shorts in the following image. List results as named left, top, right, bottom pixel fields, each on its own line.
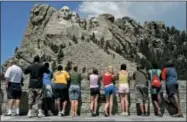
left=118, top=84, right=129, bottom=93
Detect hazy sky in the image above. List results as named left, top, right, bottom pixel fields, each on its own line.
left=1, top=1, right=186, bottom=64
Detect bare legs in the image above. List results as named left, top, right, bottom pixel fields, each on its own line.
left=120, top=94, right=125, bottom=113
left=90, top=94, right=99, bottom=116
left=7, top=99, right=14, bottom=115
left=71, top=100, right=78, bottom=117
left=109, top=94, right=113, bottom=116
left=124, top=94, right=129, bottom=113
left=94, top=95, right=99, bottom=114
left=104, top=94, right=114, bottom=116
left=56, top=99, right=61, bottom=113
left=170, top=94, right=183, bottom=116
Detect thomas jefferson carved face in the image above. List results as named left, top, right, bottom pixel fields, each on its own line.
left=71, top=12, right=80, bottom=23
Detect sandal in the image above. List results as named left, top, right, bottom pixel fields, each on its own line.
left=172, top=113, right=183, bottom=117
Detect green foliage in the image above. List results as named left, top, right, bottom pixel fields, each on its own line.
left=81, top=35, right=85, bottom=41
left=170, top=26, right=176, bottom=35
left=50, top=43, right=59, bottom=53
left=15, top=47, right=18, bottom=53
left=52, top=61, right=57, bottom=72
left=57, top=49, right=64, bottom=60
left=72, top=35, right=78, bottom=44
left=60, top=44, right=66, bottom=49
left=100, top=37, right=105, bottom=48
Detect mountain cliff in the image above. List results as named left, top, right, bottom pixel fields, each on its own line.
left=2, top=4, right=187, bottom=80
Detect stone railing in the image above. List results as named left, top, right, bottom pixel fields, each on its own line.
left=0, top=80, right=186, bottom=115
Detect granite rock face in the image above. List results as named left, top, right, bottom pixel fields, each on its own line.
left=1, top=4, right=187, bottom=115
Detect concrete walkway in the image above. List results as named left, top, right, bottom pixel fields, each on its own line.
left=1, top=114, right=186, bottom=121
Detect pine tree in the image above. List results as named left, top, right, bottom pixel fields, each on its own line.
left=37, top=39, right=40, bottom=49
left=170, top=26, right=176, bottom=35
left=166, top=27, right=170, bottom=34
left=15, top=47, right=18, bottom=53
left=90, top=33, right=96, bottom=41
left=60, top=44, right=65, bottom=49
left=100, top=37, right=105, bottom=48
left=57, top=49, right=64, bottom=60
left=72, top=35, right=78, bottom=44
left=81, top=35, right=85, bottom=41
left=52, top=61, right=57, bottom=72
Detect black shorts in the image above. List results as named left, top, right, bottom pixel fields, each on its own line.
left=7, top=82, right=22, bottom=99
left=90, top=88, right=100, bottom=96
left=166, top=84, right=178, bottom=98
left=54, top=88, right=69, bottom=101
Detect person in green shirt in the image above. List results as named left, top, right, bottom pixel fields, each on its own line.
left=148, top=63, right=162, bottom=117
left=69, top=66, right=82, bottom=117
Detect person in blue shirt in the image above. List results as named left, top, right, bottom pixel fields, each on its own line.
left=43, top=62, right=53, bottom=116
left=162, top=61, right=183, bottom=117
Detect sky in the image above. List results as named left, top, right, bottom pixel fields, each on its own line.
left=1, top=1, right=186, bottom=65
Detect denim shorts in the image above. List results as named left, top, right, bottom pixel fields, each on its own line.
left=69, top=85, right=80, bottom=100
left=104, top=85, right=115, bottom=97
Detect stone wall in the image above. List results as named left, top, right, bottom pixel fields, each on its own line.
left=0, top=80, right=186, bottom=115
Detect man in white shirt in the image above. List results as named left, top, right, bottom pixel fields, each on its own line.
left=4, top=60, right=24, bottom=116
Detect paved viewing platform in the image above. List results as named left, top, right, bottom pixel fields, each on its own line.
left=1, top=114, right=186, bottom=121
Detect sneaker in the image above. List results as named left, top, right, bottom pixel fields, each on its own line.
left=61, top=111, right=65, bottom=116
left=47, top=110, right=53, bottom=116
left=38, top=113, right=45, bottom=118
left=27, top=112, right=32, bottom=118
left=172, top=113, right=184, bottom=118
left=92, top=112, right=97, bottom=117
left=58, top=112, right=61, bottom=117
left=4, top=113, right=12, bottom=116
left=140, top=113, right=144, bottom=116
left=124, top=112, right=128, bottom=116
left=121, top=112, right=126, bottom=116
left=15, top=113, right=20, bottom=116
left=144, top=112, right=149, bottom=116
left=157, top=113, right=163, bottom=117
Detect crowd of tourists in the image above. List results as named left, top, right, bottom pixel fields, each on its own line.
left=3, top=55, right=183, bottom=118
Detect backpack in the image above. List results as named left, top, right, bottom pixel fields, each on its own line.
left=151, top=70, right=161, bottom=87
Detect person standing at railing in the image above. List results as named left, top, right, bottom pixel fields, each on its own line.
left=102, top=66, right=115, bottom=117
left=43, top=62, right=53, bottom=116
left=24, top=55, right=46, bottom=118
left=4, top=60, right=24, bottom=116
left=88, top=68, right=100, bottom=117
left=69, top=66, right=81, bottom=117
left=133, top=65, right=149, bottom=116
left=162, top=61, right=183, bottom=117
left=116, top=64, right=129, bottom=116
left=53, top=65, right=70, bottom=117
left=148, top=63, right=163, bottom=117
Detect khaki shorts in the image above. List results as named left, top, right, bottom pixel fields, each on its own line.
left=135, top=85, right=148, bottom=104
left=28, top=88, right=43, bottom=105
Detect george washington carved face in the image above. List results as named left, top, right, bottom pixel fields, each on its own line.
left=60, top=6, right=71, bottom=20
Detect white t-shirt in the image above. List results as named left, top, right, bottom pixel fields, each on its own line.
left=5, top=65, right=23, bottom=83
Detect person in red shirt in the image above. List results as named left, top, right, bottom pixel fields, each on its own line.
left=102, top=66, right=115, bottom=117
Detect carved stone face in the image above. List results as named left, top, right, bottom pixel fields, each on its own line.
left=91, top=18, right=99, bottom=28
left=79, top=18, right=87, bottom=29
left=30, top=5, right=47, bottom=25
left=71, top=12, right=79, bottom=23
left=60, top=6, right=71, bottom=20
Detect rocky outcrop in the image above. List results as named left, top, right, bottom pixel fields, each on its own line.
left=1, top=4, right=187, bottom=115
